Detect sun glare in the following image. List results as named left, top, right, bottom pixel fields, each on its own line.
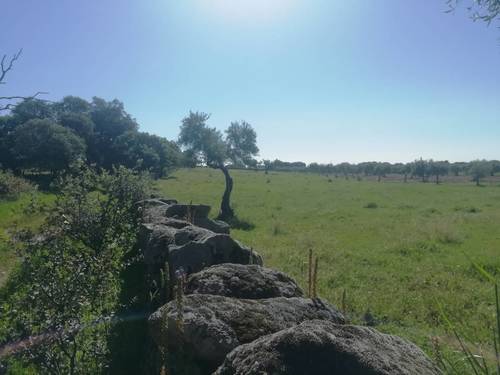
left=198, top=0, right=299, bottom=23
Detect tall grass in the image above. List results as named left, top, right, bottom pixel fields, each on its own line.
left=307, top=249, right=319, bottom=299
left=438, top=263, right=500, bottom=374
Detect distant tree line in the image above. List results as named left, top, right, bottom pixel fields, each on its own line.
left=260, top=158, right=500, bottom=185
left=0, top=97, right=181, bottom=177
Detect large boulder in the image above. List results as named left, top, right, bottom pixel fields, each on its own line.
left=148, top=295, right=345, bottom=372
left=214, top=320, right=440, bottom=375
left=172, top=225, right=214, bottom=245
left=135, top=198, right=178, bottom=208
left=139, top=223, right=262, bottom=277
left=144, top=204, right=229, bottom=234
left=195, top=217, right=230, bottom=234
left=139, top=223, right=181, bottom=266
left=164, top=203, right=212, bottom=219
left=168, top=234, right=262, bottom=275
left=185, top=264, right=303, bottom=299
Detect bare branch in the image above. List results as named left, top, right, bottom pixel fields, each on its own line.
left=0, top=92, right=50, bottom=112
left=0, top=49, right=49, bottom=112
left=0, top=48, right=22, bottom=84
left=0, top=92, right=48, bottom=101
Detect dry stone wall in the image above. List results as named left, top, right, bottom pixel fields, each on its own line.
left=138, top=198, right=440, bottom=375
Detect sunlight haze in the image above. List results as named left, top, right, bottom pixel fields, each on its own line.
left=2, top=0, right=499, bottom=163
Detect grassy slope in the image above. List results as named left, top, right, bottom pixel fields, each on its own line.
left=0, top=193, right=53, bottom=286
left=157, top=168, right=500, bottom=358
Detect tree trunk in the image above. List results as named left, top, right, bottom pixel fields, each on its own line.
left=404, top=173, right=407, bottom=183
left=218, top=165, right=234, bottom=220
left=435, top=174, right=439, bottom=184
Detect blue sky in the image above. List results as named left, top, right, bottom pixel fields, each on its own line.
left=2, top=0, right=499, bottom=163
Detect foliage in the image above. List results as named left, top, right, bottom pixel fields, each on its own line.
left=0, top=171, right=35, bottom=200
left=374, top=163, right=391, bottom=181
left=59, top=113, right=94, bottom=141
left=469, top=160, right=491, bottom=186
left=447, top=0, right=500, bottom=24
left=225, top=121, right=259, bottom=167
left=178, top=111, right=259, bottom=219
left=87, top=97, right=138, bottom=169
left=113, top=131, right=181, bottom=178
left=178, top=112, right=259, bottom=170
left=54, top=96, right=91, bottom=115
left=0, top=96, right=181, bottom=178
left=429, top=160, right=450, bottom=184
left=0, top=192, right=53, bottom=287
left=0, top=165, right=150, bottom=374
left=9, top=119, right=86, bottom=173
left=10, top=99, right=55, bottom=125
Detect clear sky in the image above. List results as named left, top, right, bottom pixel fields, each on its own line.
left=2, top=0, right=499, bottom=163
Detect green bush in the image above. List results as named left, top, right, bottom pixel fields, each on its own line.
left=0, top=165, right=151, bottom=374
left=0, top=171, right=35, bottom=200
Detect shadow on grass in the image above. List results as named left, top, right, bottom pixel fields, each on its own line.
left=227, top=216, right=255, bottom=231
left=161, top=175, right=178, bottom=181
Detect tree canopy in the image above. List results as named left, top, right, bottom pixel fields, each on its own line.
left=9, top=119, right=86, bottom=173
left=226, top=121, right=259, bottom=167
left=469, top=159, right=491, bottom=185
left=0, top=96, right=181, bottom=177
left=179, top=112, right=259, bottom=170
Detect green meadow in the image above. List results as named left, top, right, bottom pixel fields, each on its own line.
left=1, top=167, right=498, bottom=366
left=0, top=193, right=53, bottom=286
left=157, top=168, right=500, bottom=359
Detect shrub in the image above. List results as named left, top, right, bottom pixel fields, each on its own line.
left=364, top=202, right=378, bottom=209
left=272, top=220, right=283, bottom=235
left=431, top=221, right=464, bottom=245
left=454, top=206, right=481, bottom=214
left=0, top=165, right=151, bottom=373
left=0, top=171, right=35, bottom=200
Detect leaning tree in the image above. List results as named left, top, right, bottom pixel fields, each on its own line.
left=178, top=111, right=259, bottom=221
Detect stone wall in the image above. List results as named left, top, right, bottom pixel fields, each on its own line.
left=137, top=198, right=440, bottom=375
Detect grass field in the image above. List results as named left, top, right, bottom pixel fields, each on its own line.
left=0, top=193, right=53, bottom=286
left=157, top=168, right=500, bottom=362
left=1, top=168, right=498, bottom=368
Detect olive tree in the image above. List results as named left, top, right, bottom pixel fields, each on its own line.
left=178, top=111, right=259, bottom=220
left=469, top=159, right=491, bottom=186
left=429, top=160, right=449, bottom=184
left=374, top=162, right=391, bottom=182
left=412, top=158, right=429, bottom=182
